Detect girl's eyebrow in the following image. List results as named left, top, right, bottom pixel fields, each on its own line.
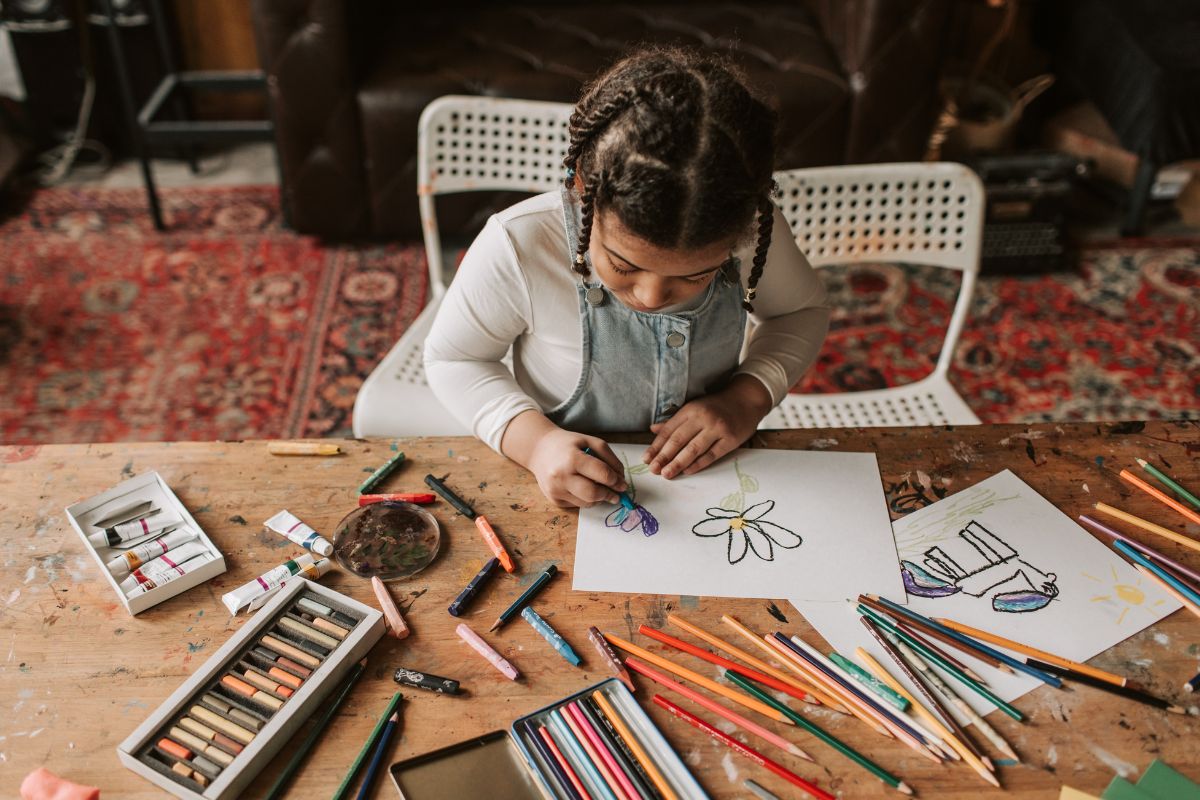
left=603, top=244, right=728, bottom=277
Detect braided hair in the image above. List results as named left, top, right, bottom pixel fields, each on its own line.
left=563, top=46, right=779, bottom=312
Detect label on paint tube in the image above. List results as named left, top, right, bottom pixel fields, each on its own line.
left=105, top=528, right=198, bottom=576
left=88, top=514, right=180, bottom=548
left=118, top=540, right=210, bottom=593
left=125, top=554, right=212, bottom=597
left=221, top=554, right=333, bottom=615
left=263, top=510, right=333, bottom=557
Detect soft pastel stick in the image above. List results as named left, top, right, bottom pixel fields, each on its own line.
left=261, top=635, right=321, bottom=668
left=278, top=616, right=341, bottom=649
left=188, top=706, right=256, bottom=744
left=455, top=623, right=519, bottom=680
left=372, top=576, right=411, bottom=639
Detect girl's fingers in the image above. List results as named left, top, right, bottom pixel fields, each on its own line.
left=681, top=437, right=733, bottom=476
left=644, top=416, right=684, bottom=463
left=649, top=421, right=704, bottom=475
left=565, top=475, right=619, bottom=506
left=580, top=439, right=626, bottom=490
left=660, top=430, right=720, bottom=479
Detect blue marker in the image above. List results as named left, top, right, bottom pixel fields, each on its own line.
left=522, top=606, right=581, bottom=666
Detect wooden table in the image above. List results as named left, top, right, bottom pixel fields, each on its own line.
left=2, top=422, right=1198, bottom=799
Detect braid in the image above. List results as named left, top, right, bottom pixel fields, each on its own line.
left=563, top=86, right=641, bottom=184
left=743, top=190, right=777, bottom=313
left=574, top=177, right=598, bottom=277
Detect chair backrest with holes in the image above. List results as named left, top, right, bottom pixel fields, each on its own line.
left=773, top=163, right=984, bottom=377
left=417, top=96, right=574, bottom=296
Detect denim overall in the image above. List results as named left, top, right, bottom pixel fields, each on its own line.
left=547, top=186, right=748, bottom=433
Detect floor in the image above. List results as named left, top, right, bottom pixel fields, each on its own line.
left=54, top=141, right=279, bottom=189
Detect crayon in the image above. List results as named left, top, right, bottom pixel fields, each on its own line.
left=359, top=493, right=437, bottom=506
left=358, top=451, right=407, bottom=494
left=522, top=606, right=581, bottom=665
left=267, top=441, right=341, bottom=456
left=456, top=623, right=519, bottom=680
left=588, top=626, right=634, bottom=692
left=448, top=557, right=500, bottom=616
left=393, top=667, right=461, bottom=695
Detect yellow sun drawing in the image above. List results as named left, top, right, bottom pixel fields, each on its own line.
left=1083, top=566, right=1167, bottom=625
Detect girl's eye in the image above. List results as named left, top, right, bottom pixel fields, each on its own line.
left=681, top=273, right=712, bottom=285
left=609, top=262, right=636, bottom=276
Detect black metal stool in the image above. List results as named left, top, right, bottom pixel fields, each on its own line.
left=98, top=0, right=283, bottom=229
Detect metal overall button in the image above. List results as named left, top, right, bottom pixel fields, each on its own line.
left=585, top=286, right=605, bottom=306
left=665, top=331, right=686, bottom=348
left=662, top=403, right=680, bottom=416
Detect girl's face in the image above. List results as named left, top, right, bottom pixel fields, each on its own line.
left=590, top=209, right=738, bottom=313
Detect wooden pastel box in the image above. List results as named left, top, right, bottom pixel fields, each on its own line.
left=117, top=579, right=385, bottom=800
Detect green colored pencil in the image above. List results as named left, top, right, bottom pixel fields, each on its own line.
left=829, top=652, right=910, bottom=712
left=1138, top=458, right=1200, bottom=510
left=265, top=658, right=367, bottom=800
left=725, top=671, right=913, bottom=795
left=331, top=691, right=404, bottom=800
left=358, top=450, right=406, bottom=494
left=857, top=605, right=1024, bottom=722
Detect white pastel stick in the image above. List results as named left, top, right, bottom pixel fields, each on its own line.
left=263, top=510, right=333, bottom=557
left=105, top=529, right=197, bottom=576
left=118, top=540, right=209, bottom=593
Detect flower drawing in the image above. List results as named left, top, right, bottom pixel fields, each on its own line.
left=692, top=500, right=801, bottom=564
left=605, top=503, right=660, bottom=537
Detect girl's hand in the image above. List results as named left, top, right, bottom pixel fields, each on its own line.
left=502, top=411, right=628, bottom=508
left=644, top=375, right=772, bottom=479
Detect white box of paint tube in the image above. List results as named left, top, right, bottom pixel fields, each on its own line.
left=64, top=471, right=227, bottom=615
left=117, top=579, right=385, bottom=800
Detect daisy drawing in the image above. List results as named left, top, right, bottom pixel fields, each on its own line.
left=692, top=500, right=801, bottom=564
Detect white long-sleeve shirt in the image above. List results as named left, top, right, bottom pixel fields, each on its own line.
left=423, top=191, right=830, bottom=452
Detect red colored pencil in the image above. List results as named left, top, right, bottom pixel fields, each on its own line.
left=652, top=695, right=835, bottom=800
left=538, top=725, right=592, bottom=800
left=638, top=624, right=813, bottom=704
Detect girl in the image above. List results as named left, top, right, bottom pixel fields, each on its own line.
left=424, top=46, right=830, bottom=508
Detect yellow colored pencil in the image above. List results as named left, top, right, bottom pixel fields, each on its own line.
left=1133, top=564, right=1200, bottom=620
left=592, top=690, right=679, bottom=800
left=1119, top=469, right=1200, bottom=526
left=934, top=617, right=1127, bottom=688
left=857, top=649, right=1000, bottom=789
left=602, top=633, right=793, bottom=726
left=715, top=614, right=851, bottom=713
left=666, top=614, right=834, bottom=709
left=1094, top=502, right=1200, bottom=555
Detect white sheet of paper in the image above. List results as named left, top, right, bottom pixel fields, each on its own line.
left=791, top=469, right=1181, bottom=721
left=572, top=444, right=904, bottom=601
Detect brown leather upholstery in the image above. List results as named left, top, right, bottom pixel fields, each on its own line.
left=252, top=1, right=949, bottom=239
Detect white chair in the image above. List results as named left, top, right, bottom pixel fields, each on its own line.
left=352, top=96, right=574, bottom=437
left=759, top=162, right=983, bottom=428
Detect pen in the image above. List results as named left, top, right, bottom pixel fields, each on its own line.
left=490, top=564, right=558, bottom=632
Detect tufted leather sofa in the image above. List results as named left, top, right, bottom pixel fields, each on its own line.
left=251, top=1, right=951, bottom=239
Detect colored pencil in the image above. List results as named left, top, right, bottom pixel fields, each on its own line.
left=491, top=564, right=558, bottom=631
left=859, top=605, right=1024, bottom=721
left=1138, top=458, right=1200, bottom=510
left=263, top=658, right=366, bottom=800
left=856, top=648, right=999, bottom=788
left=858, top=616, right=990, bottom=768
left=537, top=724, right=592, bottom=800
left=744, top=780, right=781, bottom=800
left=1079, top=514, right=1200, bottom=587
left=331, top=692, right=403, bottom=800
left=1113, top=540, right=1200, bottom=608
left=933, top=614, right=1131, bottom=689
left=552, top=708, right=620, bottom=800
left=652, top=695, right=835, bottom=800
left=725, top=671, right=913, bottom=795
left=1025, top=658, right=1185, bottom=714
left=1121, top=469, right=1200, bottom=525
left=896, top=620, right=988, bottom=684
left=639, top=624, right=815, bottom=706
left=355, top=710, right=401, bottom=800
left=716, top=615, right=848, bottom=712
left=666, top=614, right=827, bottom=707
left=562, top=703, right=635, bottom=800
left=893, top=612, right=1011, bottom=674
left=601, top=632, right=792, bottom=725
left=860, top=594, right=1061, bottom=688
left=626, top=657, right=813, bottom=761
left=524, top=721, right=586, bottom=800
left=592, top=691, right=678, bottom=800
left=1132, top=564, right=1200, bottom=620
left=828, top=652, right=910, bottom=712
left=358, top=451, right=406, bottom=494
left=589, top=626, right=635, bottom=692
left=568, top=702, right=644, bottom=800
left=1093, top=501, right=1200, bottom=555
left=267, top=441, right=341, bottom=456
left=576, top=698, right=659, bottom=800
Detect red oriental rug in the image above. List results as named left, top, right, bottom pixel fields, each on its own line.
left=0, top=185, right=1195, bottom=445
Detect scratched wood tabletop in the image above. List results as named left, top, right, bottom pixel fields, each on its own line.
left=1, top=421, right=1198, bottom=799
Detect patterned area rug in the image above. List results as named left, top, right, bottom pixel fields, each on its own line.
left=0, top=186, right=1195, bottom=445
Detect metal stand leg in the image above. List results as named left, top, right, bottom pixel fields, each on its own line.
left=100, top=0, right=164, bottom=230
left=1121, top=155, right=1157, bottom=237
left=145, top=0, right=199, bottom=174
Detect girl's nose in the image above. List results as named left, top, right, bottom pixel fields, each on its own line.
left=634, top=277, right=671, bottom=310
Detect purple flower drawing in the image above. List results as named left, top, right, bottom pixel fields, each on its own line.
left=605, top=503, right=660, bottom=537
left=691, top=500, right=801, bottom=564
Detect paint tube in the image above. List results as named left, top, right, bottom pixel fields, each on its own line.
left=220, top=554, right=334, bottom=615
left=125, top=553, right=214, bottom=597
left=105, top=528, right=198, bottom=577
left=88, top=514, right=180, bottom=548
left=263, top=510, right=333, bottom=557
left=118, top=540, right=210, bottom=593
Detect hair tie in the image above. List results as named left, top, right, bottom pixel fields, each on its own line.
left=566, top=167, right=576, bottom=178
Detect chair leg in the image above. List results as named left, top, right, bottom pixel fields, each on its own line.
left=1121, top=155, right=1157, bottom=237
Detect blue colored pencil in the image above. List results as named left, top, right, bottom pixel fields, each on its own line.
left=522, top=607, right=581, bottom=666
left=550, top=709, right=619, bottom=800
left=355, top=711, right=401, bottom=800
left=1113, top=540, right=1200, bottom=607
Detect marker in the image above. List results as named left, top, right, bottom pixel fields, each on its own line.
left=425, top=474, right=515, bottom=572
left=490, top=564, right=557, bottom=632
left=393, top=667, right=461, bottom=695
left=358, top=451, right=406, bottom=494
left=359, top=493, right=437, bottom=506
left=522, top=606, right=581, bottom=665
left=371, top=576, right=411, bottom=639
left=448, top=557, right=500, bottom=616
left=456, top=623, right=519, bottom=680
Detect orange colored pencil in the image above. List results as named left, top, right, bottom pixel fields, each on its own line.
left=715, top=615, right=850, bottom=713
left=1120, top=469, right=1200, bottom=526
